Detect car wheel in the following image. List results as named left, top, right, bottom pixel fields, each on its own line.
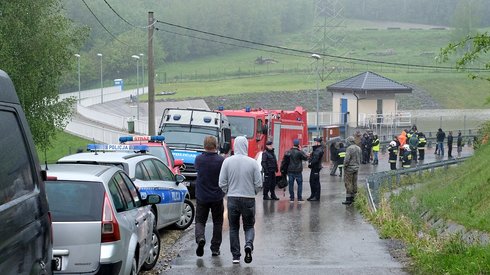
left=173, top=198, right=195, bottom=230
left=129, top=256, right=138, bottom=275
left=142, top=228, right=161, bottom=271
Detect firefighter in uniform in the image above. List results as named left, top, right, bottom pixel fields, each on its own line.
left=337, top=143, right=346, bottom=177
left=307, top=137, right=324, bottom=201
left=261, top=141, right=279, bottom=200
left=388, top=141, right=398, bottom=170
left=401, top=144, right=412, bottom=168
left=417, top=132, right=427, bottom=160
left=371, top=134, right=380, bottom=165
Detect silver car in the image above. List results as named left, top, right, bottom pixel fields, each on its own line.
left=45, top=164, right=161, bottom=275
left=57, top=147, right=195, bottom=231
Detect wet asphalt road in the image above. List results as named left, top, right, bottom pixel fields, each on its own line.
left=162, top=147, right=473, bottom=275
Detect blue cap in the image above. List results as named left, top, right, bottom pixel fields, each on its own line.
left=293, top=139, right=300, bottom=146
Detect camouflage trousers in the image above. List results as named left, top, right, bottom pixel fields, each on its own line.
left=344, top=171, right=358, bottom=198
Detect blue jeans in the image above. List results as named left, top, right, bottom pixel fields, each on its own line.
left=437, top=142, right=444, bottom=155
left=227, top=197, right=255, bottom=259
left=288, top=172, right=303, bottom=200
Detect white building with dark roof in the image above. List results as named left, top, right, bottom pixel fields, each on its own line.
left=327, top=71, right=412, bottom=128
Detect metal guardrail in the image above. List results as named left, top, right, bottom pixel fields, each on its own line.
left=365, top=156, right=470, bottom=212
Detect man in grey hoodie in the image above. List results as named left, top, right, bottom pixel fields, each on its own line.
left=219, top=136, right=262, bottom=264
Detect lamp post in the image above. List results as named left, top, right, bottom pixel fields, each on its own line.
left=311, top=53, right=321, bottom=138
left=139, top=53, right=144, bottom=95
left=74, top=54, right=81, bottom=103
left=131, top=55, right=140, bottom=120
left=97, top=53, right=103, bottom=103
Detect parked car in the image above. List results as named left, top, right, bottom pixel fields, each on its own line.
left=119, top=135, right=184, bottom=175
left=0, top=69, right=52, bottom=275
left=45, top=164, right=161, bottom=274
left=118, top=135, right=200, bottom=198
left=57, top=145, right=195, bottom=230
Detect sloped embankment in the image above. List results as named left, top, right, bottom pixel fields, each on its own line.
left=361, top=122, right=490, bottom=274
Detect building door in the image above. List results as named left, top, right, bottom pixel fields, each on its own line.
left=376, top=99, right=383, bottom=124
left=341, top=98, right=348, bottom=124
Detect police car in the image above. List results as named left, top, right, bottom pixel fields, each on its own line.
left=119, top=135, right=183, bottom=176
left=57, top=144, right=195, bottom=230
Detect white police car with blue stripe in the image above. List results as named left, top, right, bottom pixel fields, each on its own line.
left=57, top=144, right=195, bottom=230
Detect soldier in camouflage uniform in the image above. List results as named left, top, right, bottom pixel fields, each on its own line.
left=342, top=136, right=361, bottom=205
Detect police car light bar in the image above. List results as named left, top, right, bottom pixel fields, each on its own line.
left=119, top=135, right=165, bottom=143
left=87, top=144, right=149, bottom=152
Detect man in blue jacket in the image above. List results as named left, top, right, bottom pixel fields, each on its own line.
left=194, top=136, right=225, bottom=257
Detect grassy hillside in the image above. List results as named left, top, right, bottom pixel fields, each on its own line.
left=36, top=131, right=91, bottom=164
left=359, top=122, right=490, bottom=273
left=133, top=20, right=490, bottom=109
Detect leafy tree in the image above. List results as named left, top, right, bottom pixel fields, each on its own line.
left=0, top=0, right=87, bottom=150
left=439, top=33, right=490, bottom=82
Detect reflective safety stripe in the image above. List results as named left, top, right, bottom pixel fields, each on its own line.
left=138, top=188, right=186, bottom=204
left=389, top=160, right=397, bottom=163
left=403, top=165, right=411, bottom=168
left=338, top=152, right=346, bottom=157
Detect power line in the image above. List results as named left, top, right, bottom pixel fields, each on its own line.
left=156, top=19, right=490, bottom=72
left=103, top=0, right=156, bottom=29
left=155, top=27, right=306, bottom=59
left=81, top=0, right=131, bottom=47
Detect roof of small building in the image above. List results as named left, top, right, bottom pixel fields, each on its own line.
left=327, top=71, right=412, bottom=93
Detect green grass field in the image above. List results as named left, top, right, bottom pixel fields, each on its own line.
left=37, top=131, right=91, bottom=164
left=118, top=19, right=490, bottom=109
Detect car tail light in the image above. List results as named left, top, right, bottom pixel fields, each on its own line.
left=101, top=194, right=120, bottom=243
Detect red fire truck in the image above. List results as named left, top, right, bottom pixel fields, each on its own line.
left=218, top=106, right=308, bottom=172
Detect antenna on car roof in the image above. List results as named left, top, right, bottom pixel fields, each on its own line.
left=92, top=138, right=98, bottom=155
left=44, top=147, right=48, bottom=170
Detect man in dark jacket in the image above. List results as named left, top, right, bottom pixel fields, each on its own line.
left=307, top=137, right=324, bottom=201
left=194, top=136, right=225, bottom=257
left=457, top=131, right=463, bottom=157
left=329, top=142, right=339, bottom=176
left=285, top=139, right=308, bottom=202
left=435, top=128, right=446, bottom=156
left=261, top=141, right=279, bottom=200
left=447, top=131, right=454, bottom=158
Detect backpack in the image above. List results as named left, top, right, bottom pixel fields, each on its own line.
left=280, top=152, right=290, bottom=174
left=277, top=173, right=288, bottom=189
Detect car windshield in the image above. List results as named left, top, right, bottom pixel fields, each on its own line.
left=147, top=147, right=169, bottom=166
left=46, top=180, right=105, bottom=222
left=161, top=125, right=218, bottom=148
left=227, top=116, right=254, bottom=138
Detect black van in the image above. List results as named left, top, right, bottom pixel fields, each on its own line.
left=0, top=70, right=52, bottom=274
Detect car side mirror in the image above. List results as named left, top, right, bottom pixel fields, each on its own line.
left=175, top=174, right=186, bottom=184
left=143, top=194, right=161, bottom=205
left=174, top=159, right=184, bottom=167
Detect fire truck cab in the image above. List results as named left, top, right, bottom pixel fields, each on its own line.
left=219, top=106, right=308, bottom=174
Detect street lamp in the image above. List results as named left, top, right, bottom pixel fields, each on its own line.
left=139, top=53, right=144, bottom=95
left=131, top=55, right=140, bottom=120
left=311, top=53, right=321, bottom=138
left=74, top=54, right=81, bottom=103
left=97, top=53, right=103, bottom=104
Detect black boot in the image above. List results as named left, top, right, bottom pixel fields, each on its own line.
left=342, top=197, right=353, bottom=205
